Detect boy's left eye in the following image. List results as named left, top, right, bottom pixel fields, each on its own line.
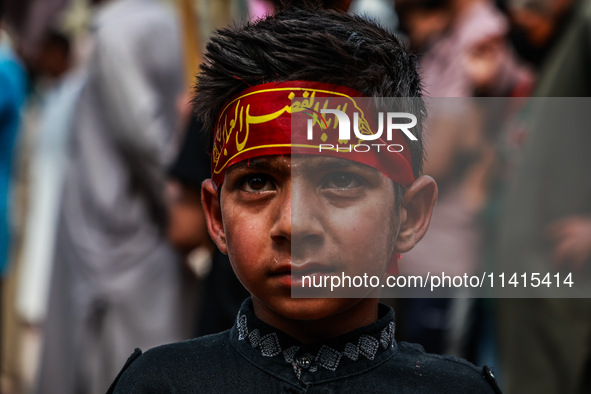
left=322, top=172, right=362, bottom=190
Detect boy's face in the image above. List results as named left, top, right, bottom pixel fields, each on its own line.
left=202, top=154, right=436, bottom=323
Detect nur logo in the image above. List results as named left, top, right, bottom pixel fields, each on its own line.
left=305, top=109, right=417, bottom=153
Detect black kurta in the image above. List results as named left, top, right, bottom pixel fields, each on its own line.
left=108, top=299, right=501, bottom=393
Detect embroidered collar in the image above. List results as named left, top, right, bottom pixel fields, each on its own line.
left=229, top=299, right=397, bottom=384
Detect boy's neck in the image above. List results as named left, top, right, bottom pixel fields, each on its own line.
left=251, top=298, right=380, bottom=344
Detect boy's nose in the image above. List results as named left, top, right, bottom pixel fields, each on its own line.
left=270, top=180, right=324, bottom=249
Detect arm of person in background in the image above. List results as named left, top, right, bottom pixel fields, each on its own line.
left=547, top=215, right=591, bottom=269
left=166, top=117, right=215, bottom=276
left=91, top=26, right=182, bottom=225
left=166, top=180, right=211, bottom=255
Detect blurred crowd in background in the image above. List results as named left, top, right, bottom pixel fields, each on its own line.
left=1, top=0, right=590, bottom=393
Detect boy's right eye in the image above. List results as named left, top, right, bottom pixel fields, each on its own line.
left=238, top=174, right=275, bottom=193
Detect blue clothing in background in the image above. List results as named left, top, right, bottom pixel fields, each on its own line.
left=0, top=44, right=27, bottom=276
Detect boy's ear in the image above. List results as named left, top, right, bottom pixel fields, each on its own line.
left=394, top=175, right=438, bottom=253
left=201, top=179, right=228, bottom=254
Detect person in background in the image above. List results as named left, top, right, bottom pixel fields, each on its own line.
left=497, top=0, right=591, bottom=392
left=11, top=29, right=84, bottom=393
left=394, top=0, right=533, bottom=366
left=398, top=0, right=532, bottom=97
left=0, top=0, right=27, bottom=289
left=0, top=3, right=27, bottom=392
left=166, top=117, right=249, bottom=337
left=35, top=1, right=193, bottom=393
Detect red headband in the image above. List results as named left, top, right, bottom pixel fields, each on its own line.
left=211, top=81, right=416, bottom=188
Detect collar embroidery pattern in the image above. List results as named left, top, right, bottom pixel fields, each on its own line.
left=236, top=313, right=396, bottom=379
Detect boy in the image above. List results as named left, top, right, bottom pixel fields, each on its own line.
left=108, top=5, right=501, bottom=393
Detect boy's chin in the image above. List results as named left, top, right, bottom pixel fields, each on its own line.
left=259, top=295, right=374, bottom=322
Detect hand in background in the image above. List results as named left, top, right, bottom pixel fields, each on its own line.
left=547, top=216, right=591, bottom=269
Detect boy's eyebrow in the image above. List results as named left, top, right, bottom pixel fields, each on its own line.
left=295, top=157, right=375, bottom=173
left=227, top=157, right=291, bottom=173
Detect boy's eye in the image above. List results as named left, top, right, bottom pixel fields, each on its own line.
left=322, top=172, right=362, bottom=189
left=239, top=174, right=274, bottom=192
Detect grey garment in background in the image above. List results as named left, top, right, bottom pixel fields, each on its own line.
left=35, top=1, right=190, bottom=394
left=16, top=71, right=85, bottom=324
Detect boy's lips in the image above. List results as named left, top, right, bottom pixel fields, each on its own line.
left=270, top=262, right=335, bottom=287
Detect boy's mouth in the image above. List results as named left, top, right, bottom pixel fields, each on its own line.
left=271, top=263, right=335, bottom=287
